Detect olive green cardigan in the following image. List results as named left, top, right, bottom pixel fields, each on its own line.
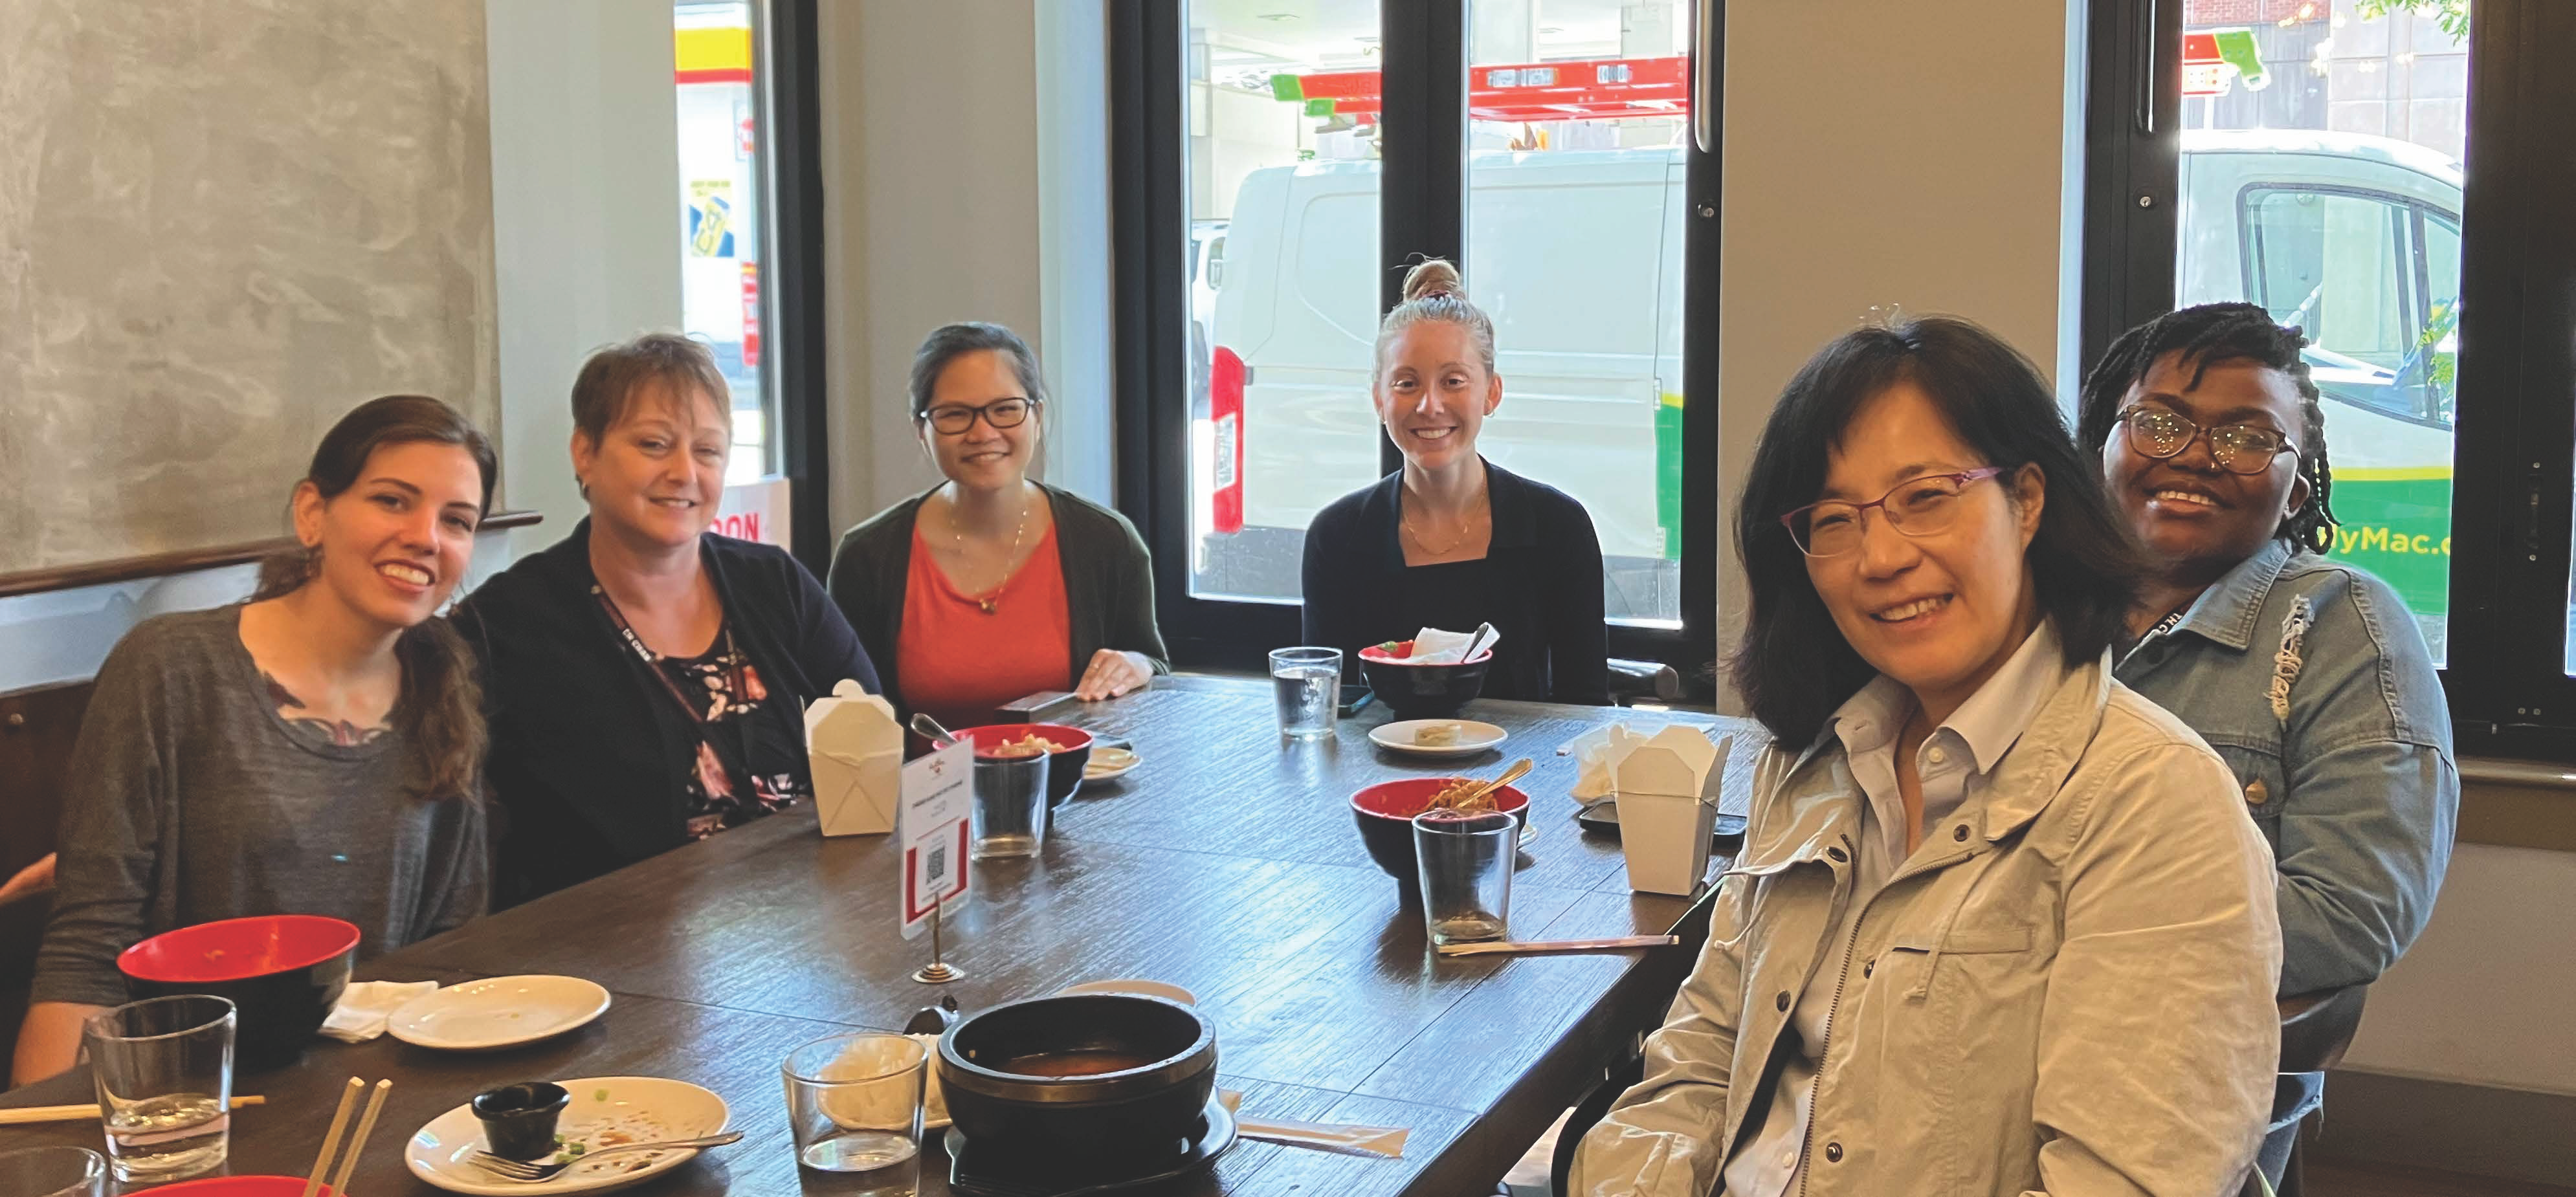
left=825, top=483, right=1170, bottom=715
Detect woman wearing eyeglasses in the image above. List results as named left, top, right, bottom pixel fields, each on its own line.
left=2080, top=302, right=2457, bottom=1189
left=828, top=323, right=1168, bottom=729
left=1574, top=316, right=2280, bottom=1196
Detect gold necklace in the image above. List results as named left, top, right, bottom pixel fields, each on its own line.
left=946, top=490, right=1034, bottom=614
left=1401, top=510, right=1485, bottom=556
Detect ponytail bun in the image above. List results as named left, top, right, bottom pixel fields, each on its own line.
left=1401, top=258, right=1463, bottom=303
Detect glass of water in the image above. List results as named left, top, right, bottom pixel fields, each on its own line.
left=82, top=994, right=235, bottom=1183
left=971, top=751, right=1049, bottom=860
left=1414, top=810, right=1516, bottom=945
left=783, top=1031, right=928, bottom=1194
left=1269, top=646, right=1342, bottom=739
left=0, top=1146, right=107, bottom=1197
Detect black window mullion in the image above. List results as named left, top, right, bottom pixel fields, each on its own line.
left=2078, top=0, right=2182, bottom=375
left=764, top=0, right=832, bottom=576
left=1377, top=1, right=1469, bottom=478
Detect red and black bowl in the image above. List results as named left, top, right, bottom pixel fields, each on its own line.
left=958, top=723, right=1096, bottom=807
left=1357, top=641, right=1495, bottom=719
left=1350, top=776, right=1531, bottom=891
left=118, top=915, right=360, bottom=1071
left=937, top=993, right=1217, bottom=1165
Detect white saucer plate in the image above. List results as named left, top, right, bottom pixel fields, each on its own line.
left=1083, top=746, right=1140, bottom=782
left=1368, top=719, right=1508, bottom=758
left=388, top=975, right=612, bottom=1051
left=406, top=1076, right=727, bottom=1195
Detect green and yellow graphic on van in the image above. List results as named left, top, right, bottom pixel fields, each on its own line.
left=1654, top=392, right=1685, bottom=560
left=2324, top=467, right=2451, bottom=619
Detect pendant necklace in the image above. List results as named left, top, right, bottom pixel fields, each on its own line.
left=948, top=490, right=1033, bottom=614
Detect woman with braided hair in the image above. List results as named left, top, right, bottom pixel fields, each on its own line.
left=2080, top=302, right=2458, bottom=1190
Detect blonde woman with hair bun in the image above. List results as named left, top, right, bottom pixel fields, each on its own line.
left=1297, top=258, right=1610, bottom=704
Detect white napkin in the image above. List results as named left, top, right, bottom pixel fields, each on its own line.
left=1567, top=724, right=1650, bottom=801
left=1405, top=624, right=1495, bottom=665
left=1219, top=1090, right=1408, bottom=1158
left=320, top=980, right=439, bottom=1042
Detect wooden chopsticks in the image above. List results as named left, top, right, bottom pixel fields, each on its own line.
left=0, top=1095, right=264, bottom=1126
left=1434, top=934, right=1682, bottom=958
left=304, top=1077, right=392, bottom=1197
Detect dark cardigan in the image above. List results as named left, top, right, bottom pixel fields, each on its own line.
left=1300, top=461, right=1611, bottom=705
left=826, top=483, right=1170, bottom=718
left=453, top=519, right=879, bottom=905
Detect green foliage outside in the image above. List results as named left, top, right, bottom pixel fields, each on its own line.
left=2350, top=0, right=2470, bottom=44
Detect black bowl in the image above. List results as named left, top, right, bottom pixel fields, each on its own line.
left=118, top=915, right=359, bottom=1071
left=1350, top=778, right=1531, bottom=891
left=959, top=723, right=1095, bottom=807
left=1358, top=644, right=1494, bottom=719
left=937, top=993, right=1217, bottom=1165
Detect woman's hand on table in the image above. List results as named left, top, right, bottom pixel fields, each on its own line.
left=1076, top=650, right=1155, bottom=701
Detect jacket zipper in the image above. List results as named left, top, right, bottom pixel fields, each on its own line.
left=1794, top=834, right=1861, bottom=1197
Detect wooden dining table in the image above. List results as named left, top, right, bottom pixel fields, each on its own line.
left=2, top=675, right=1765, bottom=1196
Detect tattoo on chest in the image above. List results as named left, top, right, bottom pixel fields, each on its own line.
left=264, top=672, right=389, bottom=747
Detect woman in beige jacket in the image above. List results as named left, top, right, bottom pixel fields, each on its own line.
left=1574, top=316, right=2282, bottom=1196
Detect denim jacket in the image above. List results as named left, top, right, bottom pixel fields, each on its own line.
left=2115, top=540, right=2458, bottom=1000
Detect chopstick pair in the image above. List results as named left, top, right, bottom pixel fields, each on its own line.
left=304, top=1077, right=393, bottom=1197
left=1435, top=934, right=1681, bottom=958
left=0, top=1095, right=264, bottom=1126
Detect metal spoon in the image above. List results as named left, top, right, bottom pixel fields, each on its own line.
left=1449, top=757, right=1534, bottom=811
left=911, top=712, right=961, bottom=747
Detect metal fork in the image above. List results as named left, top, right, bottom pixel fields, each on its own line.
left=467, top=1132, right=742, bottom=1183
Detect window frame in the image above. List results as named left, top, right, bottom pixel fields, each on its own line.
left=755, top=0, right=834, bottom=575
left=1111, top=0, right=1722, bottom=688
left=2081, top=0, right=2576, bottom=761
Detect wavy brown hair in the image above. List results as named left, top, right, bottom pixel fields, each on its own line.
left=253, top=395, right=498, bottom=802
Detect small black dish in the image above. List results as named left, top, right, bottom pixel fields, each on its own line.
left=1575, top=803, right=1749, bottom=842
left=946, top=1097, right=1236, bottom=1196
left=471, top=1081, right=571, bottom=1161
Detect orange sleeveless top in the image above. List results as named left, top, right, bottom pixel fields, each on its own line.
left=896, top=523, right=1073, bottom=729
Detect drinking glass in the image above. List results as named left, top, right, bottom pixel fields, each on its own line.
left=1414, top=810, right=1516, bottom=945
left=0, top=1146, right=107, bottom=1197
left=82, top=995, right=235, bottom=1183
left=1269, top=646, right=1342, bottom=738
left=783, top=1031, right=929, bottom=1194
left=971, top=751, right=1049, bottom=859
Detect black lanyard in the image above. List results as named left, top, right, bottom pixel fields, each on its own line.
left=591, top=584, right=757, bottom=793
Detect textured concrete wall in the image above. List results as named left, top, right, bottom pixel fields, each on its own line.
left=0, top=0, right=498, bottom=575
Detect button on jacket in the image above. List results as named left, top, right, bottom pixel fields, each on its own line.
left=1573, top=650, right=2282, bottom=1196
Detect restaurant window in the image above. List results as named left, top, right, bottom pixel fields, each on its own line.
left=1118, top=0, right=1718, bottom=672
left=2084, top=0, right=2576, bottom=756
left=675, top=0, right=777, bottom=484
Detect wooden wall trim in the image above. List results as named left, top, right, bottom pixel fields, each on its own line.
left=0, top=510, right=542, bottom=600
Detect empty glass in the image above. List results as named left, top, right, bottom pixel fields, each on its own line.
left=1414, top=810, right=1516, bottom=945
left=0, top=1146, right=107, bottom=1197
left=971, top=751, right=1049, bottom=859
left=783, top=1031, right=929, bottom=1194
left=1270, top=646, right=1342, bottom=738
left=82, top=995, right=235, bottom=1183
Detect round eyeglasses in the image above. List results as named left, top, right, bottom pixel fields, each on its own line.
left=1778, top=467, right=2008, bottom=558
left=2117, top=406, right=2296, bottom=475
left=921, top=397, right=1036, bottom=435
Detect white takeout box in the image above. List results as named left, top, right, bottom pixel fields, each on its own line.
left=806, top=679, right=902, bottom=837
left=1613, top=726, right=1727, bottom=895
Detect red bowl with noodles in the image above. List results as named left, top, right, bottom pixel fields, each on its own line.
left=1357, top=641, right=1495, bottom=719
left=1349, top=776, right=1529, bottom=890
left=118, top=914, right=359, bottom=1071
left=957, top=723, right=1096, bottom=807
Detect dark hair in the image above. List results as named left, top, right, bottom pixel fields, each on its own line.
left=1729, top=316, right=2150, bottom=745
left=569, top=332, right=732, bottom=446
left=2076, top=302, right=2337, bottom=553
left=909, top=322, right=1048, bottom=420
left=1373, top=258, right=1497, bottom=377
left=253, top=395, right=497, bottom=802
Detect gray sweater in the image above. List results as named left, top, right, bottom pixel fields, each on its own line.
left=31, top=606, right=487, bottom=1007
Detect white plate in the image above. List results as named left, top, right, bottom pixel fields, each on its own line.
left=388, top=976, right=612, bottom=1051
left=1083, top=746, right=1140, bottom=782
left=406, top=1076, right=727, bottom=1195
left=1368, top=719, right=1508, bottom=757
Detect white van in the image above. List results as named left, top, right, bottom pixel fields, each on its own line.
left=1201, top=147, right=1687, bottom=619
left=2177, top=128, right=2459, bottom=647
left=1198, top=131, right=2461, bottom=637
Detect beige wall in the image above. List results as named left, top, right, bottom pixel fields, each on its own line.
left=2340, top=840, right=2576, bottom=1093
left=1714, top=0, right=2085, bottom=688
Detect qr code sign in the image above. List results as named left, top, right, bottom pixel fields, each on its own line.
left=926, top=843, right=948, bottom=884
